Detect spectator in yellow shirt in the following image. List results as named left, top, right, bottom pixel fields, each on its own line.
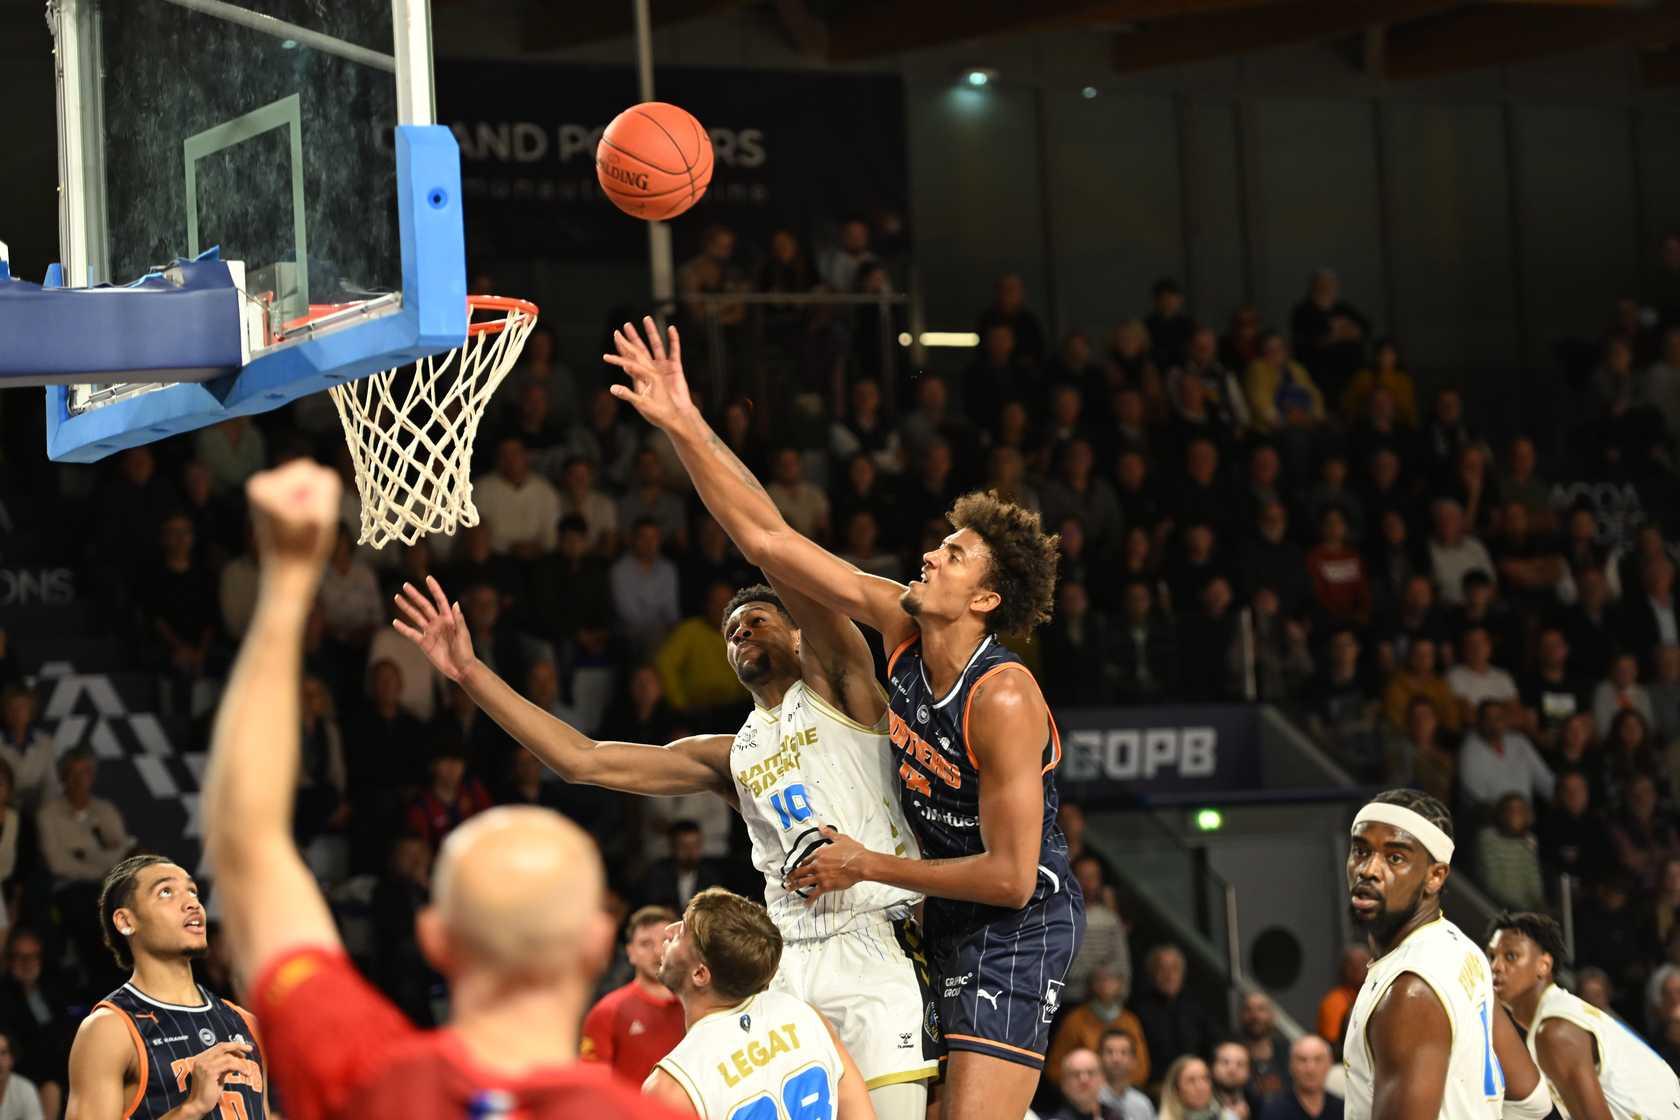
left=653, top=581, right=749, bottom=716
left=1244, top=332, right=1326, bottom=433
left=1382, top=637, right=1462, bottom=734
left=1340, top=338, right=1418, bottom=427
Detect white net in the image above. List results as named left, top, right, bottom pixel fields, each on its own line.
left=331, top=296, right=539, bottom=549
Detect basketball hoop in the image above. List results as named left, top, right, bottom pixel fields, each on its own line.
left=331, top=295, right=539, bottom=549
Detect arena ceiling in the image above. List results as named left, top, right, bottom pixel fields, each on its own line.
left=464, top=0, right=1680, bottom=84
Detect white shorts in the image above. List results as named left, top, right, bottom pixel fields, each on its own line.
left=769, top=915, right=941, bottom=1089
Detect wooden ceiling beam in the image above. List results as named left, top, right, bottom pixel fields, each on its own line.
left=1385, top=0, right=1680, bottom=77
left=1109, top=0, right=1463, bottom=72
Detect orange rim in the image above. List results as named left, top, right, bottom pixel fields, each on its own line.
left=282, top=295, right=539, bottom=338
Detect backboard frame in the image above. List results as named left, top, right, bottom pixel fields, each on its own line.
left=42, top=0, right=468, bottom=463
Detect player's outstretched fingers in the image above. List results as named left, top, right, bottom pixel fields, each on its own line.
left=643, top=315, right=666, bottom=360
left=398, top=581, right=438, bottom=622
left=424, top=574, right=453, bottom=616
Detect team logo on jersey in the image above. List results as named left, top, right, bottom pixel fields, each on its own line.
left=198, top=1028, right=216, bottom=1046
left=924, top=1001, right=942, bottom=1045
left=899, top=1033, right=914, bottom=1049
left=977, top=989, right=1000, bottom=1011
left=629, top=1020, right=646, bottom=1036
left=739, top=1013, right=752, bottom=1032
left=1042, top=980, right=1065, bottom=1024
left=916, top=705, right=930, bottom=724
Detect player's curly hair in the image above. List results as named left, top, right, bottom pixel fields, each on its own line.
left=947, top=490, right=1060, bottom=636
left=1368, top=787, right=1455, bottom=841
left=721, top=585, right=792, bottom=632
left=1488, top=911, right=1569, bottom=967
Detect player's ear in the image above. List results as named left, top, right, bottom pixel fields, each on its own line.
left=415, top=905, right=453, bottom=973
left=114, top=907, right=136, bottom=936
left=970, top=586, right=1002, bottom=618
left=692, top=960, right=712, bottom=994
left=1425, top=860, right=1450, bottom=899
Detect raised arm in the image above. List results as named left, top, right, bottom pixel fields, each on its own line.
left=605, top=317, right=915, bottom=651
left=787, top=665, right=1046, bottom=909
left=202, top=462, right=345, bottom=984
left=1367, top=974, right=1452, bottom=1120
left=393, top=576, right=735, bottom=803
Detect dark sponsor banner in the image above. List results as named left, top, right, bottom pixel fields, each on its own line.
left=436, top=61, right=909, bottom=260
left=1056, top=705, right=1262, bottom=803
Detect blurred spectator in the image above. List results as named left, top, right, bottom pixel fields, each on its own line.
left=837, top=511, right=903, bottom=581
left=601, top=665, right=681, bottom=747
left=318, top=532, right=382, bottom=648
left=1222, top=306, right=1263, bottom=372
left=1422, top=389, right=1473, bottom=488
left=219, top=523, right=259, bottom=640
left=830, top=455, right=896, bottom=553
left=1497, top=437, right=1552, bottom=530
left=0, top=1027, right=42, bottom=1120
left=1602, top=710, right=1662, bottom=813
left=1611, top=772, right=1679, bottom=889
left=1547, top=716, right=1601, bottom=802
left=1169, top=326, right=1250, bottom=435
left=654, top=582, right=748, bottom=716
left=1304, top=454, right=1365, bottom=546
left=986, top=446, right=1042, bottom=518
left=1236, top=993, right=1292, bottom=1102
left=344, top=658, right=427, bottom=870
left=1646, top=325, right=1680, bottom=440
left=1290, top=269, right=1368, bottom=401
left=1620, top=557, right=1678, bottom=673
left=1395, top=696, right=1457, bottom=805
left=1593, top=653, right=1656, bottom=738
left=500, top=325, right=578, bottom=432
left=1427, top=499, right=1495, bottom=607
left=0, top=687, right=55, bottom=813
left=1475, top=793, right=1546, bottom=910
left=1111, top=578, right=1177, bottom=703
left=1577, top=966, right=1613, bottom=1012
left=194, top=416, right=266, bottom=496
left=1147, top=278, right=1195, bottom=370
left=89, top=447, right=181, bottom=585
left=1316, top=945, right=1370, bottom=1045
left=1178, top=578, right=1242, bottom=702
left=1059, top=802, right=1118, bottom=886
left=766, top=448, right=831, bottom=542
left=1052, top=1046, right=1122, bottom=1120
left=526, top=516, right=615, bottom=668
left=1042, top=440, right=1124, bottom=559
left=1459, top=700, right=1555, bottom=809
left=1306, top=509, right=1372, bottom=628
left=1539, top=769, right=1616, bottom=883
left=1565, top=566, right=1620, bottom=683
left=1444, top=572, right=1520, bottom=669
left=829, top=380, right=903, bottom=474
left=1159, top=1056, right=1220, bottom=1120
left=1372, top=576, right=1447, bottom=677
left=637, top=819, right=729, bottom=912
left=558, top=455, right=620, bottom=557
left=1575, top=874, right=1647, bottom=1004
left=0, top=761, right=16, bottom=922
left=296, top=675, right=349, bottom=846
left=1518, top=628, right=1588, bottom=751
left=678, top=225, right=747, bottom=332
left=1107, top=322, right=1167, bottom=417
left=1445, top=627, right=1518, bottom=720
left=1341, top=338, right=1417, bottom=427
left=966, top=322, right=1035, bottom=436
left=1651, top=645, right=1680, bottom=745
left=1100, top=1031, right=1157, bottom=1120
left=1250, top=587, right=1315, bottom=702
left=1490, top=503, right=1564, bottom=612
left=1211, top=1040, right=1260, bottom=1120
left=680, top=516, right=758, bottom=617
left=404, top=739, right=492, bottom=854
left=475, top=437, right=561, bottom=558
left=1258, top=1037, right=1341, bottom=1120
left=976, top=273, right=1047, bottom=367
left=1244, top=332, right=1326, bottom=434
left=0, top=929, right=68, bottom=1120
left=619, top=447, right=689, bottom=554
left=1383, top=639, right=1460, bottom=734
left=1305, top=629, right=1380, bottom=778
left=897, top=440, right=962, bottom=541
left=1049, top=961, right=1150, bottom=1085
left=1066, top=854, right=1132, bottom=1003
left=1241, top=501, right=1310, bottom=620
left=144, top=512, right=217, bottom=687
left=610, top=519, right=682, bottom=654
left=38, top=748, right=133, bottom=985
left=1134, top=945, right=1215, bottom=1080
left=818, top=218, right=876, bottom=295
left=1044, top=584, right=1112, bottom=708
left=370, top=834, right=439, bottom=1026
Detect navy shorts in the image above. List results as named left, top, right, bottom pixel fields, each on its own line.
left=927, top=868, right=1085, bottom=1070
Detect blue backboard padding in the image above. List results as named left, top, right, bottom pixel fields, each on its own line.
left=0, top=264, right=244, bottom=382
left=44, top=125, right=467, bottom=463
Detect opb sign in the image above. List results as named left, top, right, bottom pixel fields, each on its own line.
left=1057, top=705, right=1260, bottom=801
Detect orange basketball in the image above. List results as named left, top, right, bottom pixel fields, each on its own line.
left=596, top=102, right=714, bottom=221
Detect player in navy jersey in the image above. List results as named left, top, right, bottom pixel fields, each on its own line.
left=66, top=853, right=268, bottom=1120
left=607, top=318, right=1086, bottom=1120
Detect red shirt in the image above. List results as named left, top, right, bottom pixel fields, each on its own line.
left=250, top=947, right=689, bottom=1120
left=405, top=781, right=493, bottom=850
left=580, top=980, right=686, bottom=1086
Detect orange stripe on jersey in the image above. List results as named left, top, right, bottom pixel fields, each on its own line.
left=944, top=1033, right=1045, bottom=1060
left=94, top=1000, right=149, bottom=1119
left=887, top=632, right=921, bottom=675
left=961, top=662, right=1057, bottom=773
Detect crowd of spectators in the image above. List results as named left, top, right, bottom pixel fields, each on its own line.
left=7, top=216, right=1680, bottom=1118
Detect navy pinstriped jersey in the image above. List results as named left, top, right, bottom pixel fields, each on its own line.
left=885, top=632, right=1074, bottom=939
left=97, top=982, right=267, bottom=1120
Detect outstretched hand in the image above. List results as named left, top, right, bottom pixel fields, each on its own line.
left=603, top=316, right=697, bottom=432
left=392, top=575, right=476, bottom=682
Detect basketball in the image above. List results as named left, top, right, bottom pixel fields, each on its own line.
left=596, top=101, right=714, bottom=221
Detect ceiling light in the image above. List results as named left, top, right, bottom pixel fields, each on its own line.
left=897, top=331, right=981, bottom=349
left=1081, top=86, right=1098, bottom=99
left=961, top=68, right=998, bottom=88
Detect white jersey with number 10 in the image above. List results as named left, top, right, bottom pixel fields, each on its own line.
left=730, top=679, right=921, bottom=942
left=1345, top=917, right=1505, bottom=1120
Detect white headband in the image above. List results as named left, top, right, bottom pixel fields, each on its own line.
left=1353, top=803, right=1454, bottom=864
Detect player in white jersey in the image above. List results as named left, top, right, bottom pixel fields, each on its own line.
left=394, top=575, right=937, bottom=1117
left=1342, top=789, right=1549, bottom=1120
left=1488, top=911, right=1680, bottom=1120
left=646, top=886, right=874, bottom=1120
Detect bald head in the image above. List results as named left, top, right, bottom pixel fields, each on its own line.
left=424, top=806, right=609, bottom=985
left=1289, top=1034, right=1333, bottom=1095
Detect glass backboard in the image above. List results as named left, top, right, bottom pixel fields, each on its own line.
left=44, top=0, right=467, bottom=462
